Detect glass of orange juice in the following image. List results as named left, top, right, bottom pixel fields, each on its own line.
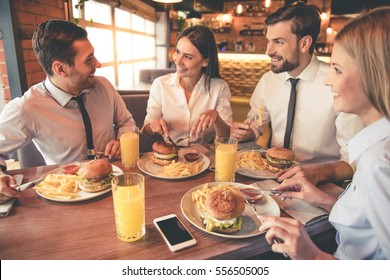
left=215, top=137, right=238, bottom=182
left=112, top=173, right=145, bottom=242
left=119, top=126, right=139, bottom=168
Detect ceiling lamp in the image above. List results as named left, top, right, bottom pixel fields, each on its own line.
left=153, top=0, right=183, bottom=3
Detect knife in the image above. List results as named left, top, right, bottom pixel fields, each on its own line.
left=16, top=177, right=44, bottom=192
left=240, top=187, right=283, bottom=197
left=167, top=135, right=180, bottom=151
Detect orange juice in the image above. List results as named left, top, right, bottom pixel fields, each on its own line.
left=215, top=138, right=238, bottom=182
left=112, top=173, right=145, bottom=242
left=119, top=127, right=139, bottom=167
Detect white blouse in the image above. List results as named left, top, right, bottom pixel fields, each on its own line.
left=143, top=73, right=233, bottom=146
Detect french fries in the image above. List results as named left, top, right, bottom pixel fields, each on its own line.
left=34, top=173, right=80, bottom=200
left=191, top=183, right=240, bottom=211
left=158, top=160, right=204, bottom=177
left=237, top=150, right=268, bottom=171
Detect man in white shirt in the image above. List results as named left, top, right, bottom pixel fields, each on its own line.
left=0, top=20, right=134, bottom=200
left=230, top=2, right=363, bottom=183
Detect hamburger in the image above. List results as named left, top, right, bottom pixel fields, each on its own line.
left=265, top=147, right=296, bottom=171
left=152, top=141, right=178, bottom=166
left=78, top=159, right=113, bottom=192
left=200, top=189, right=245, bottom=234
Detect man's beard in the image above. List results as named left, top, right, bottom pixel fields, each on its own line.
left=271, top=57, right=300, bottom=74
left=270, top=48, right=300, bottom=74
left=70, top=72, right=97, bottom=92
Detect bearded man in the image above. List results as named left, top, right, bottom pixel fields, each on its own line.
left=230, top=2, right=363, bottom=185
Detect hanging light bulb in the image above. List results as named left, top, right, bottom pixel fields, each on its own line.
left=320, top=0, right=327, bottom=21
left=265, top=0, right=271, bottom=8
left=236, top=4, right=243, bottom=15
left=321, top=10, right=327, bottom=21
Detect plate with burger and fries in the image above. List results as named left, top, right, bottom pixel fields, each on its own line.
left=33, top=159, right=123, bottom=202
left=181, top=182, right=280, bottom=239
left=137, top=141, right=210, bottom=179
left=236, top=147, right=298, bottom=180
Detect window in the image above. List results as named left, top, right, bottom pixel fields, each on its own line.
left=71, top=0, right=157, bottom=89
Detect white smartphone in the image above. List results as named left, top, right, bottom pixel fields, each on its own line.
left=153, top=214, right=197, bottom=252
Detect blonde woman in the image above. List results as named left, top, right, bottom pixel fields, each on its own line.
left=260, top=7, right=390, bottom=260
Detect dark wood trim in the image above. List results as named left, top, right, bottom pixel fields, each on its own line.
left=0, top=0, right=28, bottom=98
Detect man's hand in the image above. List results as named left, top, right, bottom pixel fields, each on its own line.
left=277, top=161, right=354, bottom=185
left=230, top=118, right=255, bottom=142
left=0, top=173, right=18, bottom=203
left=104, top=140, right=121, bottom=159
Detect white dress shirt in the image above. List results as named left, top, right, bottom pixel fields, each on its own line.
left=143, top=72, right=233, bottom=145
left=0, top=76, right=134, bottom=169
left=329, top=117, right=390, bottom=259
left=249, top=55, right=364, bottom=164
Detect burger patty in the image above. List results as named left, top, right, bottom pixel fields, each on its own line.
left=265, top=153, right=295, bottom=169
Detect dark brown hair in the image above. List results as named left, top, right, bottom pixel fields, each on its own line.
left=32, top=20, right=88, bottom=76
left=265, top=2, right=321, bottom=54
left=176, top=25, right=221, bottom=90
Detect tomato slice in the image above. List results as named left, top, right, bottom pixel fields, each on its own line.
left=62, top=164, right=80, bottom=175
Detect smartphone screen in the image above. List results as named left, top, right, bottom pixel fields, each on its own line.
left=154, top=214, right=196, bottom=251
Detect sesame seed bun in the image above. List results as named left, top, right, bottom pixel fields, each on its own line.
left=266, top=147, right=295, bottom=161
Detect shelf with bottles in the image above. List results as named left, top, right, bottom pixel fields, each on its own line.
left=233, top=1, right=269, bottom=17
left=239, top=29, right=264, bottom=36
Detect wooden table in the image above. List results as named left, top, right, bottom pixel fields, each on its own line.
left=1, top=161, right=336, bottom=260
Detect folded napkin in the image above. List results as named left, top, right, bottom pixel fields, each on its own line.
left=0, top=174, right=24, bottom=217
left=251, top=180, right=344, bottom=225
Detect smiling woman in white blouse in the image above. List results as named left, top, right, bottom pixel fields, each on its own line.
left=142, top=25, right=232, bottom=146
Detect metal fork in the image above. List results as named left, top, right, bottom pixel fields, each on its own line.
left=176, top=135, right=190, bottom=145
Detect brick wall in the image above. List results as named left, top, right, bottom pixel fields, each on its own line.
left=0, top=0, right=65, bottom=105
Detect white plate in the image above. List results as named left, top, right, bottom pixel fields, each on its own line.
left=35, top=164, right=123, bottom=202
left=181, top=182, right=280, bottom=239
left=236, top=148, right=278, bottom=180
left=137, top=152, right=210, bottom=180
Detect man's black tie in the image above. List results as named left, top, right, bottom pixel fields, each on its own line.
left=283, top=78, right=300, bottom=149
left=73, top=94, right=95, bottom=159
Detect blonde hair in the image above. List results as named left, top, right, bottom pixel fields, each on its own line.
left=335, top=6, right=390, bottom=119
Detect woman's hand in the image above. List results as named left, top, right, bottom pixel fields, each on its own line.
left=144, top=119, right=169, bottom=138
left=259, top=216, right=333, bottom=260
left=274, top=177, right=337, bottom=212
left=191, top=110, right=219, bottom=138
